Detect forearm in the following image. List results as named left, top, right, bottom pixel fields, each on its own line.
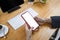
left=34, top=16, right=60, bottom=28
left=43, top=16, right=60, bottom=28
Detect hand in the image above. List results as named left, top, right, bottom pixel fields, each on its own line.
left=25, top=22, right=34, bottom=30
left=25, top=16, right=51, bottom=30
left=34, top=17, right=51, bottom=25
left=25, top=17, right=45, bottom=31
left=34, top=17, right=45, bottom=25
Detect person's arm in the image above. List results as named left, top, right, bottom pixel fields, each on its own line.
left=51, top=16, right=60, bottom=28
left=25, top=16, right=60, bottom=30
left=34, top=16, right=60, bottom=28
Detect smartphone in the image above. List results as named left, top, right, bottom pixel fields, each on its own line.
left=21, top=11, right=39, bottom=30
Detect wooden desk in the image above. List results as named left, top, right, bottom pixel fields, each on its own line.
left=0, top=0, right=60, bottom=40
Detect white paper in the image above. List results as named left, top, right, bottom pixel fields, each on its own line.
left=8, top=8, right=38, bottom=30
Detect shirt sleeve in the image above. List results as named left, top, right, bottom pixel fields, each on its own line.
left=51, top=16, right=60, bottom=28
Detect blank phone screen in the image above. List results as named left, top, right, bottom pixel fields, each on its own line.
left=22, top=12, right=39, bottom=30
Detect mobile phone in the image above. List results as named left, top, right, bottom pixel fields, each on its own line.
left=21, top=11, right=39, bottom=30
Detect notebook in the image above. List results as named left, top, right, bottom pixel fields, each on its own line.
left=8, top=8, right=38, bottom=30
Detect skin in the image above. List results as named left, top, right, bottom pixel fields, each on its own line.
left=34, top=17, right=51, bottom=25
left=25, top=17, right=52, bottom=31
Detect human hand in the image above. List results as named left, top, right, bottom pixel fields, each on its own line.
left=25, top=16, right=51, bottom=31
left=34, top=17, right=45, bottom=25
left=25, top=22, right=34, bottom=30
left=25, top=23, right=39, bottom=31
left=34, top=17, right=51, bottom=25
left=25, top=16, right=44, bottom=31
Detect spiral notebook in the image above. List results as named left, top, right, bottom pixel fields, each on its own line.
left=8, top=8, right=38, bottom=30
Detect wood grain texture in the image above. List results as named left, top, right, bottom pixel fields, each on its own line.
left=0, top=0, right=60, bottom=40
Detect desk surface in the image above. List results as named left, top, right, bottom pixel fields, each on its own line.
left=0, top=0, right=60, bottom=40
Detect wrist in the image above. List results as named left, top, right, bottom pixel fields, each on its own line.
left=44, top=18, right=51, bottom=24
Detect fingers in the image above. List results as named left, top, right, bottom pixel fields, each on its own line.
left=34, top=17, right=45, bottom=25
left=30, top=27, right=34, bottom=30
left=25, top=22, right=31, bottom=29
left=34, top=17, right=44, bottom=22
left=34, top=17, right=39, bottom=22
